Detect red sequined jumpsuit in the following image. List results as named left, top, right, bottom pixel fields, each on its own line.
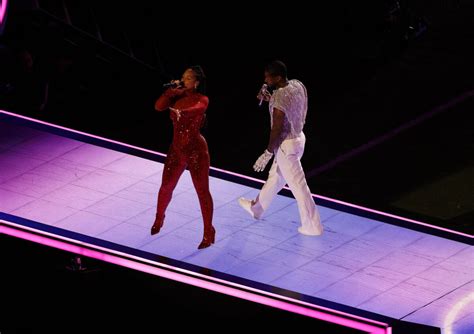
left=154, top=88, right=214, bottom=235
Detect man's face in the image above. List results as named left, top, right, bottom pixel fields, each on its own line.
left=264, top=71, right=279, bottom=89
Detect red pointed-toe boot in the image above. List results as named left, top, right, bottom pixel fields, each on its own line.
left=198, top=226, right=215, bottom=249
left=150, top=214, right=165, bottom=236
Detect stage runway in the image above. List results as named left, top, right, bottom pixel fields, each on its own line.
left=1, top=110, right=472, bottom=334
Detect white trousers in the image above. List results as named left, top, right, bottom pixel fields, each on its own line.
left=253, top=133, right=323, bottom=235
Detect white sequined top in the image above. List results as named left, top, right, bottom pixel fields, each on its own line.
left=269, top=79, right=308, bottom=140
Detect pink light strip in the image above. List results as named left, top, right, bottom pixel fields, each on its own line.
left=1, top=108, right=471, bottom=240
left=0, top=220, right=388, bottom=327
left=309, top=194, right=473, bottom=238
left=0, top=110, right=166, bottom=158
left=0, top=0, right=7, bottom=24
left=1, top=221, right=390, bottom=334
left=305, top=89, right=474, bottom=178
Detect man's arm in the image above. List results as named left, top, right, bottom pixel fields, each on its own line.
left=266, top=108, right=285, bottom=153
left=253, top=108, right=285, bottom=172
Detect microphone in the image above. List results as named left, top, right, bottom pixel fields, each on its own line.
left=258, top=83, right=268, bottom=106
left=163, top=81, right=184, bottom=88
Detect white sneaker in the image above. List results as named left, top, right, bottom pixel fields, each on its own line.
left=238, top=197, right=261, bottom=219
left=298, top=225, right=323, bottom=236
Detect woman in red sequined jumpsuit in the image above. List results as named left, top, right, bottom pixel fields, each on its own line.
left=151, top=66, right=215, bottom=249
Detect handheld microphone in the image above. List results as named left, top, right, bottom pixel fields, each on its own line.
left=163, top=81, right=184, bottom=88
left=258, top=83, right=268, bottom=106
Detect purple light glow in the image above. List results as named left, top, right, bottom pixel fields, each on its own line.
left=1, top=221, right=391, bottom=334
left=444, top=291, right=474, bottom=334
left=0, top=0, right=7, bottom=24
left=1, top=109, right=471, bottom=240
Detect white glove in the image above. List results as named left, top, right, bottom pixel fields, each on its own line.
left=253, top=149, right=273, bottom=172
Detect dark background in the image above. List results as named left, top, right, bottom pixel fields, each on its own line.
left=1, top=0, right=472, bottom=332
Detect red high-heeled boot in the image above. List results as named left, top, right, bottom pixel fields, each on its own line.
left=198, top=226, right=215, bottom=249
left=150, top=214, right=165, bottom=235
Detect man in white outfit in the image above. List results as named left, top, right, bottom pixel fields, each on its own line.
left=239, top=60, right=323, bottom=236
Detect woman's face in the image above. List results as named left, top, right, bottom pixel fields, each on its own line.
left=181, top=69, right=199, bottom=90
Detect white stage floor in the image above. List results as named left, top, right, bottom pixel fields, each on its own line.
left=1, top=111, right=472, bottom=334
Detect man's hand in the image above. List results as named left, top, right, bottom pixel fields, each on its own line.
left=253, top=150, right=273, bottom=172
left=256, top=89, right=271, bottom=102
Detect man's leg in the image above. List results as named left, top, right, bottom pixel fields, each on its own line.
left=239, top=158, right=287, bottom=219
left=277, top=135, right=323, bottom=235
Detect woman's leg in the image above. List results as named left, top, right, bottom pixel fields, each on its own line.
left=187, top=140, right=214, bottom=248
left=152, top=147, right=186, bottom=234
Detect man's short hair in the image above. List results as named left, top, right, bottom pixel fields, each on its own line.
left=265, top=60, right=287, bottom=78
